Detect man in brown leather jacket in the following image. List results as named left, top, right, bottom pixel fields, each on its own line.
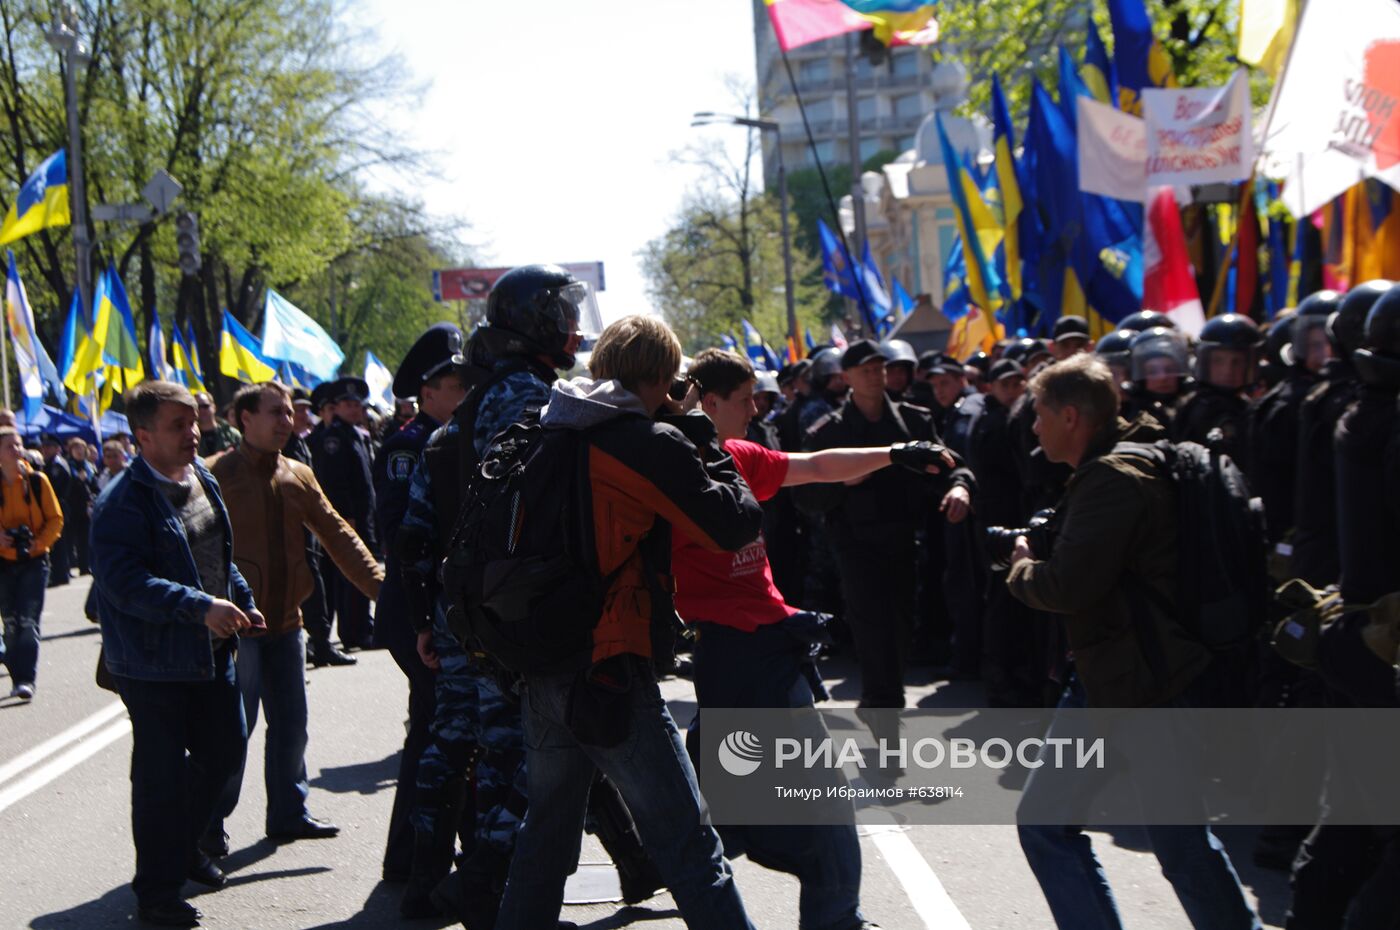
left=203, top=381, right=384, bottom=858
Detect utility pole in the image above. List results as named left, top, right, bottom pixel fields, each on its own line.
left=844, top=33, right=868, bottom=335
left=47, top=4, right=92, bottom=315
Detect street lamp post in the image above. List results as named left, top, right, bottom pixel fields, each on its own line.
left=46, top=5, right=92, bottom=313
left=692, top=112, right=797, bottom=352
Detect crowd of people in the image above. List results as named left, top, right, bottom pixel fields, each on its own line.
left=4, top=262, right=1398, bottom=929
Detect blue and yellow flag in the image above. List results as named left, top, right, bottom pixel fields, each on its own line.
left=170, top=322, right=207, bottom=394
left=935, top=114, right=1004, bottom=338
left=1106, top=0, right=1176, bottom=114
left=1083, top=18, right=1120, bottom=106
left=101, top=265, right=145, bottom=391
left=818, top=218, right=862, bottom=300
left=0, top=150, right=69, bottom=247
left=185, top=321, right=205, bottom=381
left=990, top=77, right=1024, bottom=304
left=220, top=310, right=278, bottom=384
left=64, top=269, right=110, bottom=393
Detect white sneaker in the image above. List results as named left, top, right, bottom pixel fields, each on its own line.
left=12, top=683, right=33, bottom=701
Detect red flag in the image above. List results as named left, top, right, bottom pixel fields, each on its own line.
left=1234, top=184, right=1260, bottom=316
left=763, top=0, right=870, bottom=52
left=1143, top=187, right=1206, bottom=335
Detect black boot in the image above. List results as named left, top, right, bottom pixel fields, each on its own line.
left=587, top=773, right=664, bottom=904
left=430, top=843, right=509, bottom=930
left=401, top=776, right=469, bottom=918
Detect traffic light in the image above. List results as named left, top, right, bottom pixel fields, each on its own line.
left=175, top=211, right=201, bottom=276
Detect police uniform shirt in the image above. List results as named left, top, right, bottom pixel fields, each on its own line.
left=798, top=395, right=973, bottom=545
left=373, top=411, right=439, bottom=549
left=312, top=417, right=376, bottom=539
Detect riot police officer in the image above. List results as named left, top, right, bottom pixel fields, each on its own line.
left=1172, top=313, right=1263, bottom=471
left=370, top=324, right=470, bottom=906
left=775, top=358, right=814, bottom=453
left=800, top=347, right=848, bottom=433
left=1334, top=284, right=1400, bottom=606
left=1094, top=329, right=1134, bottom=398
left=1250, top=293, right=1338, bottom=549
left=794, top=339, right=975, bottom=711
left=1120, top=327, right=1190, bottom=430
left=309, top=376, right=378, bottom=649
left=1288, top=281, right=1400, bottom=930
left=1292, top=281, right=1392, bottom=588
left=881, top=338, right=919, bottom=400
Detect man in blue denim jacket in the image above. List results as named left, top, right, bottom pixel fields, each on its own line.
left=92, top=381, right=266, bottom=929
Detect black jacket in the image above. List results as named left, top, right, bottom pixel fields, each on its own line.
left=1247, top=370, right=1319, bottom=543
left=793, top=394, right=974, bottom=546
left=1334, top=385, right=1400, bottom=604
left=1290, top=362, right=1360, bottom=587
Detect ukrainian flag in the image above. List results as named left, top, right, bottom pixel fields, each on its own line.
left=64, top=269, right=110, bottom=393
left=935, top=114, right=1003, bottom=339
left=1107, top=0, right=1176, bottom=114
left=0, top=150, right=69, bottom=247
left=185, top=321, right=206, bottom=381
left=101, top=265, right=145, bottom=391
left=220, top=310, right=278, bottom=384
left=171, top=323, right=207, bottom=393
left=990, top=77, right=1023, bottom=304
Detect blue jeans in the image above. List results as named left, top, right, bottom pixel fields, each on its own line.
left=1016, top=680, right=1262, bottom=930
left=0, top=557, right=48, bottom=686
left=213, top=628, right=311, bottom=835
left=496, top=660, right=754, bottom=930
left=115, top=643, right=247, bottom=907
left=690, top=618, right=865, bottom=930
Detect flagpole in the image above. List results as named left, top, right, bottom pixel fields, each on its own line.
left=1, top=299, right=10, bottom=413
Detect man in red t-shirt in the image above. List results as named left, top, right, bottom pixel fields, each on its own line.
left=674, top=349, right=954, bottom=930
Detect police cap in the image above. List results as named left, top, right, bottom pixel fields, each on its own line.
left=921, top=352, right=963, bottom=376
left=989, top=358, right=1026, bottom=382
left=392, top=323, right=464, bottom=400
left=1053, top=315, right=1090, bottom=342
left=290, top=387, right=313, bottom=407
left=841, top=339, right=891, bottom=370
left=309, top=382, right=337, bottom=410
left=328, top=376, right=370, bottom=404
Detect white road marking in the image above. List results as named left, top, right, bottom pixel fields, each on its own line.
left=0, top=717, right=131, bottom=815
left=865, top=824, right=974, bottom=930
left=0, top=699, right=126, bottom=786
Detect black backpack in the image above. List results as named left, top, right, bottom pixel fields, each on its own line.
left=1115, top=439, right=1269, bottom=651
left=439, top=417, right=612, bottom=675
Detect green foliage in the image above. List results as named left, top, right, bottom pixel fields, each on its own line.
left=0, top=0, right=463, bottom=398
left=641, top=127, right=827, bottom=355
left=934, top=0, right=1257, bottom=122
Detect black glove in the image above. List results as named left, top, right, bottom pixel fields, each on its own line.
left=889, top=441, right=950, bottom=474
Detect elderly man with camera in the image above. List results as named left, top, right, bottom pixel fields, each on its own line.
left=1002, top=353, right=1259, bottom=930
left=0, top=426, right=64, bottom=702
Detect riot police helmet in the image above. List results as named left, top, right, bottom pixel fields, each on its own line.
left=1354, top=282, right=1400, bottom=387
left=1128, top=327, right=1189, bottom=387
left=881, top=338, right=918, bottom=368
left=480, top=264, right=603, bottom=370
left=1118, top=310, right=1175, bottom=333
left=1331, top=280, right=1394, bottom=358
left=1282, top=291, right=1341, bottom=369
left=809, top=347, right=844, bottom=386
left=1195, top=313, right=1263, bottom=389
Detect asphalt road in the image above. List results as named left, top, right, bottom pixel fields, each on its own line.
left=1, top=576, right=1293, bottom=929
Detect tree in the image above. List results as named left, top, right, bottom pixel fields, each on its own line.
left=0, top=0, right=459, bottom=397
left=639, top=126, right=824, bottom=355
left=933, top=0, right=1248, bottom=121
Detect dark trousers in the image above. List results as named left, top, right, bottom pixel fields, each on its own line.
left=115, top=644, right=247, bottom=908
left=301, top=537, right=331, bottom=651
left=690, top=618, right=865, bottom=930
left=0, top=557, right=48, bottom=686
left=835, top=540, right=916, bottom=707
left=942, top=517, right=984, bottom=675
left=69, top=513, right=91, bottom=574
left=333, top=571, right=372, bottom=648
left=49, top=516, right=73, bottom=584
left=381, top=583, right=437, bottom=876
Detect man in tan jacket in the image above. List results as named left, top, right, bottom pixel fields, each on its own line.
left=204, top=381, right=383, bottom=858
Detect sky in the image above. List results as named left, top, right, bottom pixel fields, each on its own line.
left=351, top=0, right=764, bottom=324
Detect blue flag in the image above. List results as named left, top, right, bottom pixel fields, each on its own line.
left=260, top=289, right=344, bottom=382
left=941, top=236, right=972, bottom=324
left=892, top=277, right=915, bottom=318
left=818, top=218, right=862, bottom=300
left=147, top=308, right=174, bottom=381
